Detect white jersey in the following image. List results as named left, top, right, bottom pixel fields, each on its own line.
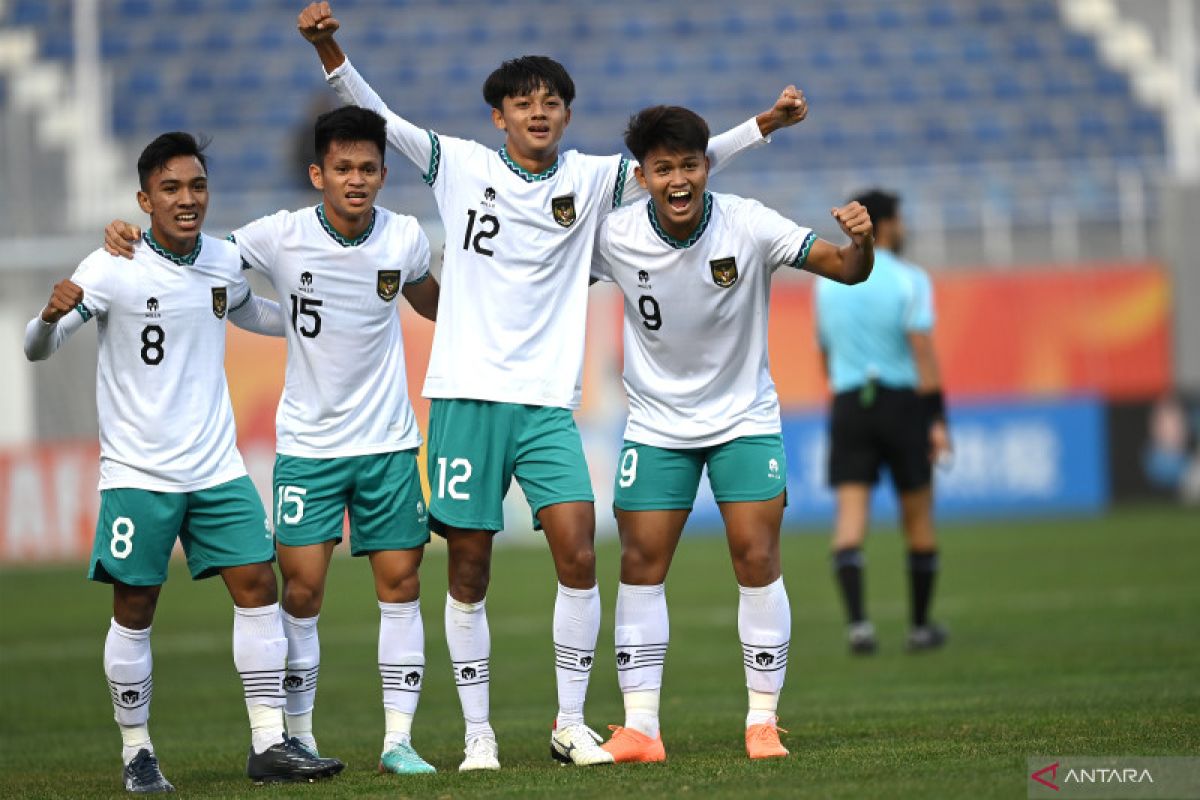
left=327, top=59, right=767, bottom=409
left=593, top=192, right=816, bottom=448
left=47, top=234, right=251, bottom=491
left=232, top=205, right=430, bottom=458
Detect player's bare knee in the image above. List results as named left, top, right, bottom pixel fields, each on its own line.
left=619, top=548, right=667, bottom=585
left=282, top=578, right=324, bottom=617
left=555, top=545, right=596, bottom=588
left=113, top=585, right=160, bottom=629
left=732, top=545, right=780, bottom=587
left=377, top=570, right=421, bottom=604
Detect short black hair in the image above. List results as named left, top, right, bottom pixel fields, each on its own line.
left=137, top=131, right=209, bottom=190
left=482, top=56, right=575, bottom=109
left=851, top=189, right=901, bottom=225
left=623, top=105, right=710, bottom=163
left=313, top=105, right=387, bottom=164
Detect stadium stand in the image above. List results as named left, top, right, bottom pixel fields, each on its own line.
left=0, top=0, right=1169, bottom=240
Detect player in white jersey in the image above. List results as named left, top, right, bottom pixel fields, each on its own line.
left=589, top=107, right=873, bottom=763
left=23, top=132, right=343, bottom=791
left=102, top=108, right=440, bottom=774
left=299, top=1, right=809, bottom=770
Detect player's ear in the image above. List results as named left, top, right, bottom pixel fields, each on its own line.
left=308, top=163, right=323, bottom=191
left=491, top=106, right=506, bottom=132
left=379, top=163, right=387, bottom=185
left=136, top=190, right=152, bottom=215
left=634, top=165, right=648, bottom=190
left=563, top=106, right=571, bottom=128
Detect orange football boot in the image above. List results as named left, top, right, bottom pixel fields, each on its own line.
left=745, top=718, right=789, bottom=759
left=600, top=725, right=666, bottom=763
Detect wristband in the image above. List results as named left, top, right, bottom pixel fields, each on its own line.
left=920, top=390, right=946, bottom=423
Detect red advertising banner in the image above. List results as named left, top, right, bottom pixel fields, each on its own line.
left=0, top=263, right=1171, bottom=563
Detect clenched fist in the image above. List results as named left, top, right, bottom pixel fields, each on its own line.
left=298, top=2, right=340, bottom=43
left=41, top=279, right=84, bottom=324
left=831, top=201, right=873, bottom=247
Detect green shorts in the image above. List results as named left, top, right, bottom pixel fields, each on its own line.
left=613, top=434, right=788, bottom=511
left=273, top=450, right=429, bottom=555
left=426, top=399, right=595, bottom=534
left=89, top=475, right=273, bottom=586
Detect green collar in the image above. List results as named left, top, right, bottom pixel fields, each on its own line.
left=647, top=192, right=713, bottom=250
left=143, top=230, right=202, bottom=266
left=499, top=145, right=560, bottom=182
left=316, top=203, right=376, bottom=247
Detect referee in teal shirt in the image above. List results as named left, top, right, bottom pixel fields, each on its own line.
left=814, top=190, right=951, bottom=655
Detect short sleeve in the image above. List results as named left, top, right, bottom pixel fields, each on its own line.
left=905, top=267, right=935, bottom=332
left=405, top=225, right=432, bottom=285
left=589, top=219, right=615, bottom=283
left=230, top=210, right=287, bottom=276
left=741, top=199, right=816, bottom=272
left=69, top=252, right=117, bottom=320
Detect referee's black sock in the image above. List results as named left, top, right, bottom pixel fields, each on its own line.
left=907, top=550, right=939, bottom=628
left=832, top=548, right=866, bottom=624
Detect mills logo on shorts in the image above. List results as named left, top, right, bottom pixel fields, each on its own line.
left=552, top=195, right=577, bottom=228
left=709, top=257, right=738, bottom=288
left=377, top=270, right=401, bottom=302
left=211, top=287, right=228, bottom=318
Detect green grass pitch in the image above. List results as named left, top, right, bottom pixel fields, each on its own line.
left=2, top=505, right=1197, bottom=799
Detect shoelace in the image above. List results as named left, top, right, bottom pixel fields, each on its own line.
left=129, top=753, right=164, bottom=784
left=749, top=722, right=789, bottom=740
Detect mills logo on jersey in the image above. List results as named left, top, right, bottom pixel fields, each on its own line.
left=376, top=270, right=401, bottom=301
left=710, top=257, right=739, bottom=288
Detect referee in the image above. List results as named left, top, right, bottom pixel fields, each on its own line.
left=814, top=189, right=950, bottom=655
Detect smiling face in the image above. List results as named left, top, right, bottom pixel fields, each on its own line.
left=137, top=154, right=207, bottom=255
left=309, top=138, right=386, bottom=231
left=636, top=146, right=710, bottom=239
left=491, top=83, right=571, bottom=165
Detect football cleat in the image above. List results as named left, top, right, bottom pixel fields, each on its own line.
left=847, top=620, right=878, bottom=655
left=906, top=623, right=948, bottom=652
left=601, top=725, right=666, bottom=763
left=550, top=722, right=615, bottom=766
left=246, top=735, right=344, bottom=784
left=123, top=749, right=175, bottom=794
left=458, top=734, right=500, bottom=771
left=379, top=740, right=436, bottom=774
left=745, top=718, right=789, bottom=759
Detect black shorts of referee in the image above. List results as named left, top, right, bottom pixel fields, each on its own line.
left=828, top=382, right=932, bottom=492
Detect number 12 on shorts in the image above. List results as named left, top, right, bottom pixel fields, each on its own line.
left=437, top=457, right=472, bottom=500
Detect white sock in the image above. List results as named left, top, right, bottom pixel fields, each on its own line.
left=233, top=604, right=287, bottom=754
left=281, top=610, right=319, bottom=750
left=553, top=582, right=600, bottom=730
left=445, top=593, right=492, bottom=740
left=379, top=600, right=424, bottom=751
left=614, top=583, right=668, bottom=738
left=105, top=619, right=154, bottom=764
left=738, top=578, right=791, bottom=728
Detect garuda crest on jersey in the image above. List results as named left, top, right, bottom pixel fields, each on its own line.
left=552, top=195, right=577, bottom=228
left=710, top=257, right=738, bottom=288
left=377, top=270, right=401, bottom=301
left=211, top=286, right=228, bottom=318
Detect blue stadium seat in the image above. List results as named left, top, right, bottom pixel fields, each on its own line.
left=3, top=0, right=1160, bottom=224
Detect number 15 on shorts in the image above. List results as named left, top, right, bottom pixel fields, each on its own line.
left=437, top=457, right=472, bottom=500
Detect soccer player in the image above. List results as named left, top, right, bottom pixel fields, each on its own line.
left=589, top=105, right=874, bottom=762
left=297, top=0, right=808, bottom=770
left=23, top=132, right=344, bottom=791
left=102, top=107, right=440, bottom=775
left=814, top=189, right=951, bottom=655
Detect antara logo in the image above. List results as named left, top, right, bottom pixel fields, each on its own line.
left=1030, top=761, right=1156, bottom=791
left=1030, top=762, right=1059, bottom=791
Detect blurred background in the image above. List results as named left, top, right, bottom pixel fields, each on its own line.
left=1, top=0, right=1198, bottom=562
